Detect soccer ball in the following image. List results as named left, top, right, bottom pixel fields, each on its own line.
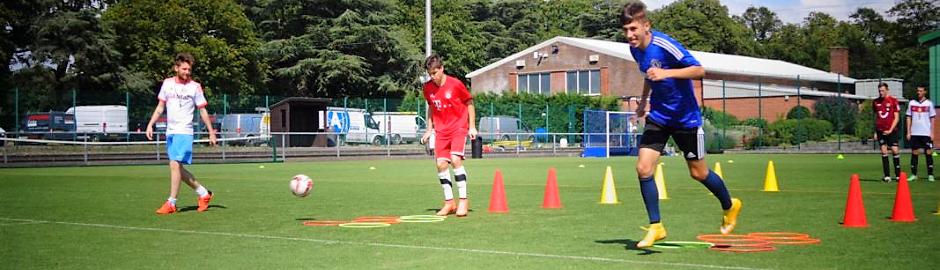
left=290, top=174, right=313, bottom=197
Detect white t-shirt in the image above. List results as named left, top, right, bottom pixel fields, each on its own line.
left=158, top=77, right=208, bottom=135
left=906, top=99, right=936, bottom=137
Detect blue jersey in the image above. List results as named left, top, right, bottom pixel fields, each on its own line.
left=630, top=31, right=702, bottom=129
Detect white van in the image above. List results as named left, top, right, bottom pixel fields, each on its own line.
left=371, top=112, right=427, bottom=144
left=65, top=105, right=128, bottom=141
left=221, top=113, right=270, bottom=146
left=326, top=107, right=384, bottom=145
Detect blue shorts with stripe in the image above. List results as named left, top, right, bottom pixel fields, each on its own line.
left=167, top=134, right=194, bottom=165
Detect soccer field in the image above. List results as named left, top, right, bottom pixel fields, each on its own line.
left=2, top=154, right=939, bottom=269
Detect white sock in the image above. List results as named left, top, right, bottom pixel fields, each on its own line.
left=167, top=198, right=177, bottom=206
left=438, top=171, right=453, bottom=201
left=454, top=167, right=468, bottom=199
left=195, top=186, right=209, bottom=197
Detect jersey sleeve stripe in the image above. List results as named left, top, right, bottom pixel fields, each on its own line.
left=652, top=37, right=684, bottom=61
left=197, top=102, right=208, bottom=108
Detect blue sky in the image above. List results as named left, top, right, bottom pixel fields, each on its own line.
left=644, top=0, right=896, bottom=24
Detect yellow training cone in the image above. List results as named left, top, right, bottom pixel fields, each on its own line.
left=763, top=161, right=779, bottom=192
left=714, top=162, right=724, bottom=179
left=599, top=166, right=620, bottom=204
left=655, top=163, right=669, bottom=199
left=934, top=199, right=940, bottom=216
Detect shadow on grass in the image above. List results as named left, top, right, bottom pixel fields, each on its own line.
left=425, top=208, right=475, bottom=214
left=177, top=204, right=227, bottom=213
left=595, top=239, right=660, bottom=255
left=858, top=177, right=891, bottom=182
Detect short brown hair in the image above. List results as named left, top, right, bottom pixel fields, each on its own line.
left=175, top=53, right=195, bottom=66
left=424, top=54, right=442, bottom=70
left=620, top=1, right=648, bottom=25
left=878, top=82, right=889, bottom=89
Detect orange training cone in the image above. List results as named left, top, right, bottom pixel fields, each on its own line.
left=890, top=172, right=916, bottom=222
left=542, top=167, right=562, bottom=209
left=842, top=174, right=867, bottom=227
left=488, top=170, right=509, bottom=213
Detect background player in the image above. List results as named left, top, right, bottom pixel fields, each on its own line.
left=874, top=82, right=901, bottom=182
left=906, top=85, right=935, bottom=182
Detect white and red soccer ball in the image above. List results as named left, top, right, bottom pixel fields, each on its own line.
left=290, top=174, right=313, bottom=197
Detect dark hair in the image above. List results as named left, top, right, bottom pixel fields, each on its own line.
left=425, top=54, right=442, bottom=70
left=175, top=53, right=195, bottom=66
left=620, top=1, right=648, bottom=25
left=878, top=82, right=888, bottom=89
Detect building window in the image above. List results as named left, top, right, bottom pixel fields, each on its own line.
left=517, top=72, right=551, bottom=94
left=566, top=70, right=600, bottom=95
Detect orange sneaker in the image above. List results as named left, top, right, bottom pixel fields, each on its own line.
left=156, top=202, right=177, bottom=214
left=197, top=191, right=212, bottom=212
left=456, top=198, right=469, bottom=217
left=436, top=200, right=456, bottom=216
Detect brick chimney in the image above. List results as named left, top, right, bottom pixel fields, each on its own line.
left=829, top=47, right=849, bottom=75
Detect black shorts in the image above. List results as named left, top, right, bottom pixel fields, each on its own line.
left=909, top=135, right=933, bottom=150
left=639, top=117, right=705, bottom=160
left=876, top=130, right=899, bottom=147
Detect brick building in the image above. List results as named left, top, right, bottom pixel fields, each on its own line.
left=465, top=36, right=866, bottom=123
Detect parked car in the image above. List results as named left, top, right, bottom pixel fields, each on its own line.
left=20, top=112, right=75, bottom=140
left=327, top=107, right=384, bottom=145
left=371, top=112, right=427, bottom=144
left=221, top=113, right=270, bottom=146
left=65, top=105, right=128, bottom=142
left=478, top=116, right=534, bottom=142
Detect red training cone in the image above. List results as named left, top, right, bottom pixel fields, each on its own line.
left=890, top=172, right=916, bottom=222
left=842, top=174, right=867, bottom=227
left=542, top=167, right=562, bottom=209
left=488, top=170, right=509, bottom=213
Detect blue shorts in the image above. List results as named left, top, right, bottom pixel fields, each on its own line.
left=167, top=134, right=194, bottom=165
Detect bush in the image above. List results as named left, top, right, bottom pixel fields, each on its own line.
left=814, top=96, right=858, bottom=134
left=768, top=118, right=834, bottom=145
left=702, top=106, right=739, bottom=129
left=855, top=100, right=874, bottom=140
left=741, top=117, right=768, bottom=129
left=787, top=105, right=811, bottom=120
left=703, top=122, right=737, bottom=151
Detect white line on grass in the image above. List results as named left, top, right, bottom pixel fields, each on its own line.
left=0, top=220, right=48, bottom=226
left=0, top=217, right=773, bottom=270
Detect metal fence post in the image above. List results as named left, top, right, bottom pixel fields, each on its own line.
left=796, top=75, right=801, bottom=150
left=72, top=89, right=77, bottom=141
left=268, top=95, right=276, bottom=162
left=757, top=76, right=762, bottom=150
left=837, top=74, right=842, bottom=151
left=126, top=90, right=131, bottom=142
left=721, top=80, right=726, bottom=150
left=14, top=87, right=19, bottom=134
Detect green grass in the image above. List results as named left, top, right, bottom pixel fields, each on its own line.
left=2, top=154, right=939, bottom=269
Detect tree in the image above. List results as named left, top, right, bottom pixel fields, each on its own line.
left=850, top=8, right=890, bottom=44
left=103, top=0, right=263, bottom=95
left=735, top=6, right=781, bottom=43
left=813, top=96, right=858, bottom=134
left=259, top=0, right=421, bottom=97
left=648, top=0, right=758, bottom=56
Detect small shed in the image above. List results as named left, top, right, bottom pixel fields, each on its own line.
left=919, top=30, right=940, bottom=102
left=269, top=97, right=332, bottom=147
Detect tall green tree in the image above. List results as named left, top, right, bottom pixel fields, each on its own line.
left=103, top=0, right=263, bottom=95
left=259, top=0, right=421, bottom=97
left=648, top=0, right=758, bottom=56
left=734, top=6, right=781, bottom=43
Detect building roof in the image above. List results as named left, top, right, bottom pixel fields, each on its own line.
left=918, top=29, right=940, bottom=45
left=466, top=36, right=856, bottom=84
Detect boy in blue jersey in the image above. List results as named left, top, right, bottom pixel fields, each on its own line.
left=621, top=1, right=741, bottom=248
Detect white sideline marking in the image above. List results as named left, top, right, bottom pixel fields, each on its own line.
left=0, top=220, right=47, bottom=226
left=0, top=217, right=772, bottom=270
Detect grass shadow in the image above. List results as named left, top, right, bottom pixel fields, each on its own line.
left=177, top=204, right=226, bottom=213
left=594, top=239, right=660, bottom=255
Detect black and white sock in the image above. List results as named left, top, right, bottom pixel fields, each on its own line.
left=893, top=154, right=901, bottom=178
left=454, top=166, right=468, bottom=199
left=438, top=171, right=453, bottom=201
left=882, top=155, right=890, bottom=178
left=927, top=153, right=934, bottom=176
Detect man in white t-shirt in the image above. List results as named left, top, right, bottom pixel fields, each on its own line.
left=906, top=86, right=935, bottom=182
left=146, top=53, right=218, bottom=214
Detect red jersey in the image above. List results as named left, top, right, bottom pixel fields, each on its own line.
left=874, top=96, right=900, bottom=132
left=423, top=75, right=472, bottom=135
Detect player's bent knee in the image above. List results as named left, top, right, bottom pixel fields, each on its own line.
left=636, top=164, right=654, bottom=178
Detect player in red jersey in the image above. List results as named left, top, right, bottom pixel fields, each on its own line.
left=420, top=54, right=477, bottom=217
left=874, top=82, right=901, bottom=182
